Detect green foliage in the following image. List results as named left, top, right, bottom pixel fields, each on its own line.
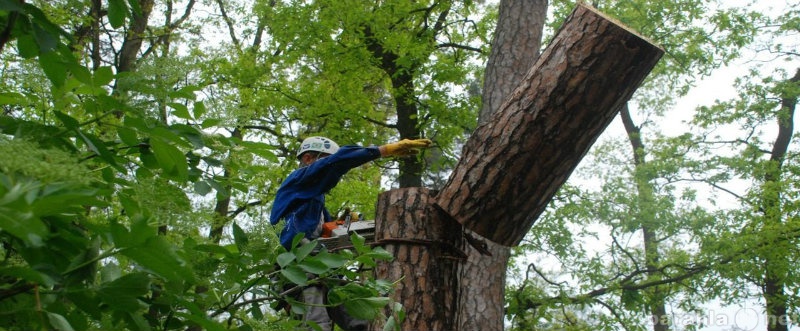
left=1, top=0, right=420, bottom=329
left=507, top=1, right=799, bottom=330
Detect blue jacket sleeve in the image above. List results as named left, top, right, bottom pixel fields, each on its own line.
left=269, top=145, right=381, bottom=225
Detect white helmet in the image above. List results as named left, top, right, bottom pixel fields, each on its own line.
left=296, top=136, right=340, bottom=159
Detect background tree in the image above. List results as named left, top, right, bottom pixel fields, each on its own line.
left=456, top=1, right=547, bottom=330
left=504, top=1, right=799, bottom=331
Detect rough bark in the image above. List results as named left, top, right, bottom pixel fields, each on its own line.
left=479, top=0, right=547, bottom=122
left=372, top=188, right=463, bottom=331
left=458, top=1, right=548, bottom=330
left=456, top=238, right=510, bottom=331
left=117, top=0, right=154, bottom=74
left=436, top=3, right=664, bottom=246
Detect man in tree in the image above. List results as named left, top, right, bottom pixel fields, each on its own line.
left=270, top=135, right=432, bottom=331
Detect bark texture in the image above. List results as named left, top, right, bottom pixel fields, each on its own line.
left=458, top=1, right=548, bottom=330
left=436, top=3, right=664, bottom=246
left=479, top=0, right=547, bottom=122
left=117, top=0, right=154, bottom=74
left=372, top=188, right=463, bottom=331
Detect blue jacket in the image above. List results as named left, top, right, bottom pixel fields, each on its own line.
left=270, top=145, right=381, bottom=249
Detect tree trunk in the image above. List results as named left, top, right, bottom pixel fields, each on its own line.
left=117, top=0, right=154, bottom=74
left=436, top=3, right=664, bottom=246
left=761, top=68, right=797, bottom=331
left=457, top=1, right=548, bottom=330
left=372, top=188, right=463, bottom=331
left=363, top=25, right=424, bottom=188
left=479, top=0, right=547, bottom=122
left=621, top=105, right=672, bottom=331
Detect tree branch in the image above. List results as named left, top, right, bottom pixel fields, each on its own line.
left=228, top=200, right=263, bottom=219
left=436, top=42, right=482, bottom=53
left=515, top=223, right=800, bottom=311
left=214, top=0, right=240, bottom=48
left=0, top=9, right=20, bottom=55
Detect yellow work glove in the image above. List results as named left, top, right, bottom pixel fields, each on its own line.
left=382, top=139, right=433, bottom=157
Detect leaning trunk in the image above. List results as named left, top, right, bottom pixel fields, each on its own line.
left=458, top=1, right=549, bottom=329
left=436, top=3, right=665, bottom=246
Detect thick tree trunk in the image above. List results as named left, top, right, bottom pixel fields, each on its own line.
left=456, top=237, right=510, bottom=331
left=436, top=3, right=664, bottom=246
left=372, top=188, right=463, bottom=331
left=117, top=0, right=154, bottom=74
left=479, top=0, right=547, bottom=122
left=458, top=1, right=548, bottom=330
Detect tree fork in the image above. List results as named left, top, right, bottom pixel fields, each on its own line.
left=435, top=3, right=665, bottom=246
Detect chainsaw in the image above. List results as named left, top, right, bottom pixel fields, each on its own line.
left=318, top=208, right=375, bottom=250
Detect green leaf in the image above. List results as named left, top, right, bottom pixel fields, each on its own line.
left=122, top=236, right=195, bottom=284
left=107, top=0, right=128, bottom=28
left=312, top=250, right=347, bottom=268
left=30, top=189, right=105, bottom=216
left=0, top=92, right=27, bottom=105
left=343, top=297, right=390, bottom=320
left=53, top=111, right=79, bottom=129
left=150, top=137, right=188, bottom=181
left=194, top=180, right=212, bottom=196
left=32, top=22, right=57, bottom=52
left=169, top=85, right=199, bottom=100
left=93, top=66, right=115, bottom=86
left=0, top=0, right=24, bottom=11
left=169, top=124, right=204, bottom=148
left=298, top=259, right=329, bottom=275
left=192, top=101, right=207, bottom=118
left=240, top=140, right=278, bottom=162
left=384, top=316, right=398, bottom=331
left=231, top=222, right=249, bottom=250
left=280, top=265, right=308, bottom=286
left=350, top=232, right=367, bottom=254
left=24, top=3, right=72, bottom=41
left=383, top=302, right=405, bottom=331
left=200, top=118, right=222, bottom=129
left=46, top=312, right=75, bottom=331
left=39, top=50, right=67, bottom=86
left=294, top=240, right=318, bottom=261
left=150, top=126, right=189, bottom=147
left=17, top=32, right=39, bottom=59
left=68, top=61, right=92, bottom=85
left=174, top=312, right=227, bottom=331
left=276, top=252, right=296, bottom=268
left=0, top=266, right=55, bottom=287
left=98, top=272, right=150, bottom=312
left=126, top=0, right=143, bottom=16
left=170, top=102, right=192, bottom=120
left=621, top=288, right=644, bottom=311
left=0, top=207, right=47, bottom=247
left=194, top=244, right=235, bottom=257
left=123, top=115, right=152, bottom=131
left=117, top=126, right=139, bottom=146
left=76, top=130, right=120, bottom=169
left=206, top=178, right=229, bottom=198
